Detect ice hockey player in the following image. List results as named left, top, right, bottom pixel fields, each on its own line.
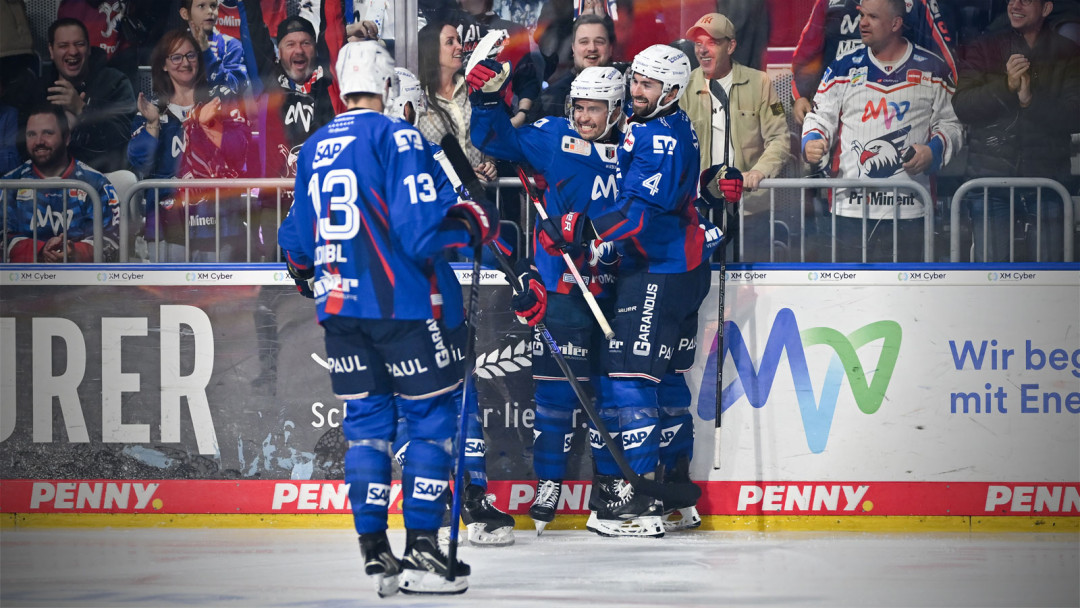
left=387, top=67, right=518, bottom=548
left=469, top=61, right=624, bottom=535
left=277, top=41, right=499, bottom=596
left=539, top=44, right=713, bottom=537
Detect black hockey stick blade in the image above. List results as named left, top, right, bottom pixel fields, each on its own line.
left=439, top=135, right=488, bottom=206
left=485, top=243, right=701, bottom=507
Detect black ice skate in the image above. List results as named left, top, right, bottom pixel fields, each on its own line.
left=527, top=479, right=562, bottom=535
left=462, top=483, right=516, bottom=546
left=359, top=531, right=401, bottom=598
left=399, top=529, right=470, bottom=595
left=586, top=478, right=664, bottom=538
left=660, top=458, right=701, bottom=532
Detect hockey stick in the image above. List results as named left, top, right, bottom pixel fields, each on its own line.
left=447, top=227, right=483, bottom=582
left=436, top=138, right=701, bottom=508
left=712, top=214, right=728, bottom=470
left=514, top=165, right=615, bottom=340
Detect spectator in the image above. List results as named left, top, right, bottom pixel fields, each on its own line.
left=953, top=0, right=1080, bottom=262
left=127, top=29, right=249, bottom=262
left=2, top=18, right=136, bottom=175
left=528, top=14, right=619, bottom=122
left=791, top=0, right=957, bottom=124
left=257, top=15, right=335, bottom=259
left=681, top=13, right=790, bottom=262
left=2, top=104, right=119, bottom=263
left=215, top=0, right=276, bottom=84
left=180, top=0, right=251, bottom=95
left=415, top=20, right=497, bottom=181
left=801, top=0, right=963, bottom=262
left=714, top=0, right=770, bottom=70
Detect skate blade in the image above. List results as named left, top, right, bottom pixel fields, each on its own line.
left=465, top=523, right=515, bottom=546
left=399, top=570, right=469, bottom=595
left=369, top=572, right=399, bottom=598
left=586, top=513, right=665, bottom=538
left=531, top=518, right=550, bottom=536
left=662, top=507, right=702, bottom=532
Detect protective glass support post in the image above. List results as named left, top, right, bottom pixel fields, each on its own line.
left=183, top=188, right=191, bottom=262
left=214, top=187, right=221, bottom=262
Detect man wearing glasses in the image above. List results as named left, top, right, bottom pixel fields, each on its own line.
left=953, top=0, right=1080, bottom=262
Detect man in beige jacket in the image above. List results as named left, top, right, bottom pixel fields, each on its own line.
left=680, top=13, right=790, bottom=261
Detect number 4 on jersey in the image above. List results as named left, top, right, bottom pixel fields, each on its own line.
left=643, top=173, right=662, bottom=196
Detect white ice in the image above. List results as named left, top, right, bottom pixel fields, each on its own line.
left=2, top=528, right=1077, bottom=607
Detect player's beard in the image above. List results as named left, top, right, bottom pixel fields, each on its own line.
left=31, top=144, right=67, bottom=175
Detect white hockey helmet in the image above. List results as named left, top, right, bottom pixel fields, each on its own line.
left=568, top=66, right=624, bottom=139
left=629, top=44, right=691, bottom=118
left=387, top=67, right=428, bottom=122
left=335, top=40, right=398, bottom=107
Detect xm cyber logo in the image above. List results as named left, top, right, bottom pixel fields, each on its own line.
left=698, top=308, right=901, bottom=453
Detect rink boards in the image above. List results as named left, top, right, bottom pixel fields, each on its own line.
left=1, top=264, right=1077, bottom=530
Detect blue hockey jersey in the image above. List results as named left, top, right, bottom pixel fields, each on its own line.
left=472, top=105, right=620, bottom=296
left=278, top=108, right=472, bottom=322
left=592, top=109, right=707, bottom=274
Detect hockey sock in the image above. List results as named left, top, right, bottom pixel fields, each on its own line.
left=610, top=378, right=660, bottom=476
left=658, top=373, right=694, bottom=472
left=533, top=380, right=578, bottom=480
left=401, top=437, right=453, bottom=531
left=346, top=438, right=393, bottom=535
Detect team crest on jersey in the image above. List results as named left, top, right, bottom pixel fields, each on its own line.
left=313, top=136, right=356, bottom=168
left=16, top=189, right=33, bottom=201
left=850, top=67, right=868, bottom=87
left=562, top=135, right=591, bottom=156
left=596, top=143, right=618, bottom=160
left=852, top=126, right=911, bottom=178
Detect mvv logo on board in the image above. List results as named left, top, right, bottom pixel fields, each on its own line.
left=699, top=308, right=902, bottom=453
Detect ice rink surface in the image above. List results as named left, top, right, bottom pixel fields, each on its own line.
left=2, top=527, right=1077, bottom=607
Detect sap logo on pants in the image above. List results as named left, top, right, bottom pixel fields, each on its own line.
left=659, top=424, right=683, bottom=448
left=465, top=438, right=486, bottom=457
left=588, top=428, right=616, bottom=450
left=563, top=432, right=574, bottom=453
left=366, top=483, right=390, bottom=506
left=622, top=425, right=655, bottom=450
left=412, top=477, right=448, bottom=501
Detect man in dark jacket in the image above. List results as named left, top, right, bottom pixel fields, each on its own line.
left=2, top=18, right=135, bottom=174
left=953, top=0, right=1080, bottom=261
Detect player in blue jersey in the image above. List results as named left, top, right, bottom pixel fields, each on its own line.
left=470, top=62, right=624, bottom=534
left=386, top=67, right=518, bottom=548
left=278, top=41, right=499, bottom=597
left=539, top=44, right=713, bottom=537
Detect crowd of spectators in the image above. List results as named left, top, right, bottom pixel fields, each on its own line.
left=1, top=0, right=1078, bottom=264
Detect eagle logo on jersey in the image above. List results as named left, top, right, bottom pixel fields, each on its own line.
left=852, top=127, right=910, bottom=178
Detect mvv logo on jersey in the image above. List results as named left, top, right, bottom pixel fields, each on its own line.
left=412, top=477, right=448, bottom=501
left=366, top=482, right=390, bottom=506
left=313, top=136, right=356, bottom=168
left=285, top=102, right=314, bottom=132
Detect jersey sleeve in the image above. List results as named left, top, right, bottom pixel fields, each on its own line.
left=591, top=124, right=670, bottom=242
left=926, top=66, right=963, bottom=173
left=801, top=62, right=845, bottom=159
left=470, top=104, right=558, bottom=171
left=791, top=0, right=828, bottom=101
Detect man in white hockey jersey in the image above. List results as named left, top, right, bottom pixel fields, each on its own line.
left=801, top=0, right=962, bottom=262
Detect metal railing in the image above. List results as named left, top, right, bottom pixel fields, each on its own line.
left=122, top=178, right=293, bottom=263
left=949, top=178, right=1074, bottom=262
left=1, top=179, right=104, bottom=263
left=755, top=177, right=936, bottom=263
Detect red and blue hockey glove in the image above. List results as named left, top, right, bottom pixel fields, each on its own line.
left=698, top=164, right=743, bottom=209
left=587, top=238, right=619, bottom=267
left=537, top=211, right=588, bottom=256
left=510, top=258, right=547, bottom=326
left=286, top=255, right=315, bottom=299
left=448, top=199, right=500, bottom=247
left=466, top=58, right=510, bottom=107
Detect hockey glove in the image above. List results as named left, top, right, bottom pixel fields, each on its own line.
left=537, top=211, right=588, bottom=256
left=448, top=199, right=500, bottom=247
left=286, top=255, right=315, bottom=299
left=510, top=258, right=547, bottom=326
left=466, top=58, right=510, bottom=107
left=587, top=238, right=619, bottom=267
left=699, top=164, right=744, bottom=209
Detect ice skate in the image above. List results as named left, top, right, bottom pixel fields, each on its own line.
left=586, top=479, right=664, bottom=538
left=358, top=531, right=400, bottom=598
left=399, top=530, right=470, bottom=595
left=462, top=483, right=515, bottom=546
left=527, top=479, right=561, bottom=535
left=661, top=505, right=702, bottom=531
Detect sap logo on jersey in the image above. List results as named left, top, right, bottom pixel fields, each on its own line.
left=622, top=425, right=655, bottom=450
left=659, top=423, right=682, bottom=448
left=412, top=477, right=448, bottom=501
left=366, top=483, right=391, bottom=506
left=313, top=136, right=356, bottom=168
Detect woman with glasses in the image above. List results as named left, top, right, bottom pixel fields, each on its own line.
left=127, top=29, right=249, bottom=262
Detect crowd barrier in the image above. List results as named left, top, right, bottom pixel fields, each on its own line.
left=1, top=179, right=106, bottom=263
left=949, top=178, right=1075, bottom=263
left=5, top=176, right=1077, bottom=264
